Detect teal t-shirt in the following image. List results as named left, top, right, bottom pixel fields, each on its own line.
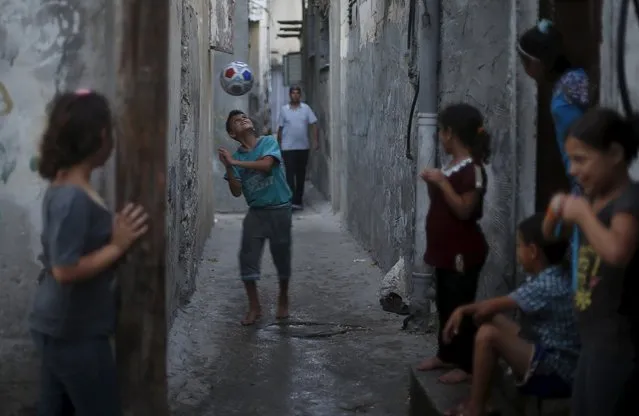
left=224, top=135, right=292, bottom=208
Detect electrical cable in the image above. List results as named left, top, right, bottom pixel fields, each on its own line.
left=617, top=0, right=639, bottom=117
left=406, top=77, right=419, bottom=160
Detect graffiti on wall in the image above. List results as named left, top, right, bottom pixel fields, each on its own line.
left=0, top=0, right=85, bottom=185
left=1, top=0, right=83, bottom=73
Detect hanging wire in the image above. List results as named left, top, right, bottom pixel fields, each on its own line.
left=617, top=0, right=639, bottom=117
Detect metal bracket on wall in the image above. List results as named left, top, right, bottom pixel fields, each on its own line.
left=348, top=0, right=358, bottom=27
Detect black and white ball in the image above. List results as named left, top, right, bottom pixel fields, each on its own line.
left=219, top=61, right=254, bottom=96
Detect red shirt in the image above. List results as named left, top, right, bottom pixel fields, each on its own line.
left=424, top=158, right=488, bottom=271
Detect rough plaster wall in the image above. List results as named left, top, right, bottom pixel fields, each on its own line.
left=196, top=1, right=215, bottom=273
left=166, top=0, right=216, bottom=324
left=166, top=0, right=184, bottom=328
left=0, top=0, right=114, bottom=411
left=440, top=0, right=536, bottom=298
left=213, top=0, right=250, bottom=213
left=440, top=0, right=515, bottom=299
left=340, top=0, right=417, bottom=272
left=600, top=1, right=639, bottom=179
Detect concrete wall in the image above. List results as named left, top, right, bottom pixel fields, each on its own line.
left=329, top=0, right=419, bottom=272
left=439, top=0, right=537, bottom=298
left=0, top=0, right=219, bottom=410
left=304, top=0, right=538, bottom=291
left=166, top=0, right=216, bottom=322
left=0, top=0, right=116, bottom=412
left=212, top=1, right=250, bottom=213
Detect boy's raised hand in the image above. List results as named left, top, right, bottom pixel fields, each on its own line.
left=218, top=148, right=233, bottom=167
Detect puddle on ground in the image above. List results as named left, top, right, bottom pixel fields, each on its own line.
left=259, top=320, right=368, bottom=340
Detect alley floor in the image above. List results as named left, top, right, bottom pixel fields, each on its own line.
left=167, top=191, right=432, bottom=416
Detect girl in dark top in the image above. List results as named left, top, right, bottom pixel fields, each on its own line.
left=543, top=108, right=639, bottom=416
left=30, top=90, right=148, bottom=416
left=416, top=103, right=490, bottom=384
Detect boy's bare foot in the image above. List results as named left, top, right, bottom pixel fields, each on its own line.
left=416, top=356, right=454, bottom=371
left=438, top=368, right=470, bottom=384
left=241, top=309, right=262, bottom=326
left=276, top=296, right=289, bottom=319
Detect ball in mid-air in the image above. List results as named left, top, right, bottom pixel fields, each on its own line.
left=220, top=61, right=254, bottom=96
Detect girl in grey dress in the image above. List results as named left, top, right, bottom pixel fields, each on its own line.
left=30, top=90, right=148, bottom=416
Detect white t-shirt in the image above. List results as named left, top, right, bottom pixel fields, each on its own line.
left=278, top=103, right=318, bottom=151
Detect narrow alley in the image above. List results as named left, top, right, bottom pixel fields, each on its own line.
left=167, top=188, right=430, bottom=416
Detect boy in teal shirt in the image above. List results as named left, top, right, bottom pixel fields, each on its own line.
left=219, top=110, right=293, bottom=326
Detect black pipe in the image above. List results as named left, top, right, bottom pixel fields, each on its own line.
left=406, top=77, right=420, bottom=160
left=406, top=0, right=418, bottom=160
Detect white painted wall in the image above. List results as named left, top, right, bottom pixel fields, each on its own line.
left=269, top=0, right=302, bottom=66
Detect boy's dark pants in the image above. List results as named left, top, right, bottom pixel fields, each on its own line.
left=435, top=266, right=481, bottom=373
left=240, top=205, right=292, bottom=280
left=282, top=149, right=309, bottom=206
left=32, top=331, right=121, bottom=416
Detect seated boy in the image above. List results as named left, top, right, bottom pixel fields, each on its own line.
left=442, top=213, right=580, bottom=416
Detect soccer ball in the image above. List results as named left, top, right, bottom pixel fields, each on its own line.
left=219, top=61, right=254, bottom=96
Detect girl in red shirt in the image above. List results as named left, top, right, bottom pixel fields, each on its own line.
left=417, top=103, right=490, bottom=384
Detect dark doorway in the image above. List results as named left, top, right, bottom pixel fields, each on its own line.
left=535, top=0, right=602, bottom=211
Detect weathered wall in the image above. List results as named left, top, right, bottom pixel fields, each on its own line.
left=440, top=0, right=537, bottom=298
left=167, top=0, right=213, bottom=321
left=335, top=0, right=418, bottom=272
left=305, top=0, right=538, bottom=287
left=212, top=1, right=250, bottom=213
left=0, top=0, right=116, bottom=412
left=166, top=0, right=216, bottom=323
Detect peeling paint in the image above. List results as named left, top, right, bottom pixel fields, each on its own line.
left=209, top=0, right=235, bottom=53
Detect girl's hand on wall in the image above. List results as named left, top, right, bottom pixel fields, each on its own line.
left=112, top=203, right=149, bottom=251
left=420, top=168, right=445, bottom=185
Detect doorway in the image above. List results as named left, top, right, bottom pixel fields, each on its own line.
left=535, top=0, right=602, bottom=211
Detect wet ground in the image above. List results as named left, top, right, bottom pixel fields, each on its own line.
left=168, top=194, right=431, bottom=415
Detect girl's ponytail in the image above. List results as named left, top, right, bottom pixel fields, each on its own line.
left=471, top=127, right=492, bottom=165
left=438, top=103, right=491, bottom=165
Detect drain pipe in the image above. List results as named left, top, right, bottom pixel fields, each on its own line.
left=412, top=0, right=440, bottom=308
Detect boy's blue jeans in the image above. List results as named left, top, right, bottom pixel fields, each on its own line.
left=32, top=331, right=122, bottom=416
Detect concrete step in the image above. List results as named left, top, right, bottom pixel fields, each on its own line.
left=409, top=365, right=570, bottom=416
